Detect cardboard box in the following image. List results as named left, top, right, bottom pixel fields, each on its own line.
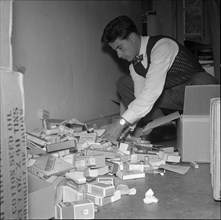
left=28, top=154, right=75, bottom=178
left=84, top=166, right=109, bottom=177
left=116, top=170, right=145, bottom=180
left=1, top=70, right=28, bottom=219
left=28, top=172, right=64, bottom=219
left=177, top=85, right=220, bottom=162
left=143, top=85, right=220, bottom=163
left=210, top=98, right=220, bottom=201
left=105, top=160, right=119, bottom=174
left=65, top=181, right=87, bottom=199
left=97, top=176, right=114, bottom=186
left=124, top=162, right=144, bottom=172
left=86, top=193, right=112, bottom=206
left=85, top=149, right=116, bottom=159
left=55, top=199, right=94, bottom=219
left=62, top=186, right=84, bottom=202
left=133, top=153, right=155, bottom=162
left=65, top=172, right=86, bottom=184
left=86, top=190, right=121, bottom=206
left=79, top=133, right=97, bottom=144
left=46, top=140, right=76, bottom=153
left=158, top=151, right=180, bottom=163
left=74, top=154, right=106, bottom=169
left=86, top=182, right=115, bottom=197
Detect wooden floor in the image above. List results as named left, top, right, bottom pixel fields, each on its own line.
left=94, top=138, right=220, bottom=219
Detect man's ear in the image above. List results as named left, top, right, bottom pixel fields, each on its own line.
left=128, top=32, right=137, bottom=42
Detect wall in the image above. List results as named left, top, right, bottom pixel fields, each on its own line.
left=0, top=0, right=13, bottom=69
left=12, top=0, right=143, bottom=130
left=152, top=0, right=175, bottom=38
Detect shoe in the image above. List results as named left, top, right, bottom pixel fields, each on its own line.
left=140, top=123, right=177, bottom=143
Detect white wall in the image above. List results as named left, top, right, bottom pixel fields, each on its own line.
left=0, top=0, right=13, bottom=69
left=12, top=0, right=143, bottom=130
left=152, top=0, right=175, bottom=38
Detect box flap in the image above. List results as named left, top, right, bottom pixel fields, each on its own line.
left=143, top=111, right=180, bottom=132
left=28, top=172, right=51, bottom=193
left=184, top=85, right=220, bottom=115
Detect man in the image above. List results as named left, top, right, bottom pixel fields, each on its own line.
left=100, top=15, right=219, bottom=142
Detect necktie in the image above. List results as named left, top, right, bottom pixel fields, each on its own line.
left=132, top=54, right=147, bottom=77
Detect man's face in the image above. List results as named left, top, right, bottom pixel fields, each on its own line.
left=109, top=33, right=139, bottom=62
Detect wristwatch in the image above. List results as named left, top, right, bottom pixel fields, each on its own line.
left=119, top=118, right=127, bottom=126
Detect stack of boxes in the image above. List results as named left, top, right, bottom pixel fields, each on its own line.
left=27, top=84, right=220, bottom=219
left=86, top=181, right=121, bottom=206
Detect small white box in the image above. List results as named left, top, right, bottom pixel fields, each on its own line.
left=130, top=154, right=138, bottom=163
left=65, top=172, right=86, bottom=184
left=86, top=193, right=112, bottom=206
left=116, top=170, right=145, bottom=180
left=86, top=190, right=121, bottom=206
left=55, top=199, right=94, bottom=219
left=124, top=162, right=144, bottom=172
left=84, top=166, right=109, bottom=177
left=118, top=142, right=130, bottom=153
left=97, top=176, right=114, bottom=186
left=74, top=154, right=106, bottom=169
left=86, top=182, right=115, bottom=197
left=158, top=151, right=180, bottom=163
left=62, top=186, right=84, bottom=202
left=85, top=149, right=116, bottom=159
left=46, top=140, right=76, bottom=153
left=79, top=133, right=97, bottom=144
left=167, top=154, right=180, bottom=163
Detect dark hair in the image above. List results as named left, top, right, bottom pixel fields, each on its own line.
left=101, top=15, right=139, bottom=43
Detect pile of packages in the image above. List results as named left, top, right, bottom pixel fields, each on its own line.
left=26, top=115, right=187, bottom=219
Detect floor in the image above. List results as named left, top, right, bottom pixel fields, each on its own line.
left=94, top=138, right=220, bottom=219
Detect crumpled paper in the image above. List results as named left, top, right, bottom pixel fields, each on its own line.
left=116, top=184, right=136, bottom=195
left=143, top=188, right=158, bottom=204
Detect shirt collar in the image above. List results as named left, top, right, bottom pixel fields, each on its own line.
left=139, top=36, right=149, bottom=58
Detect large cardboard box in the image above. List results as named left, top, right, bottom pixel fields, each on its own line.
left=143, top=84, right=220, bottom=163
left=210, top=98, right=220, bottom=201
left=1, top=70, right=28, bottom=219
left=28, top=172, right=64, bottom=219
left=177, top=85, right=220, bottom=163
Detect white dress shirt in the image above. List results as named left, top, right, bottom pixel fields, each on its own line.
left=121, top=36, right=179, bottom=125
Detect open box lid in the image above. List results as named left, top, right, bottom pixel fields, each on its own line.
left=184, top=85, right=220, bottom=115
left=143, top=111, right=180, bottom=132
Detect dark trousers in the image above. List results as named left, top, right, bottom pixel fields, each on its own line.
left=117, top=71, right=220, bottom=127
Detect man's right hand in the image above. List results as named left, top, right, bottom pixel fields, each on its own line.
left=100, top=118, right=126, bottom=143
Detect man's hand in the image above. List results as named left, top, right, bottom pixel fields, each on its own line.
left=100, top=119, right=126, bottom=142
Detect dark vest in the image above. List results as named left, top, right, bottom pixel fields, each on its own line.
left=135, top=35, right=204, bottom=89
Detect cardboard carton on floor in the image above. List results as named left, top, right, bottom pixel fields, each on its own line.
left=177, top=85, right=220, bottom=163
left=28, top=172, right=64, bottom=219
left=143, top=85, right=220, bottom=163
left=1, top=70, right=28, bottom=219
left=210, top=98, right=220, bottom=201
left=55, top=199, right=94, bottom=219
